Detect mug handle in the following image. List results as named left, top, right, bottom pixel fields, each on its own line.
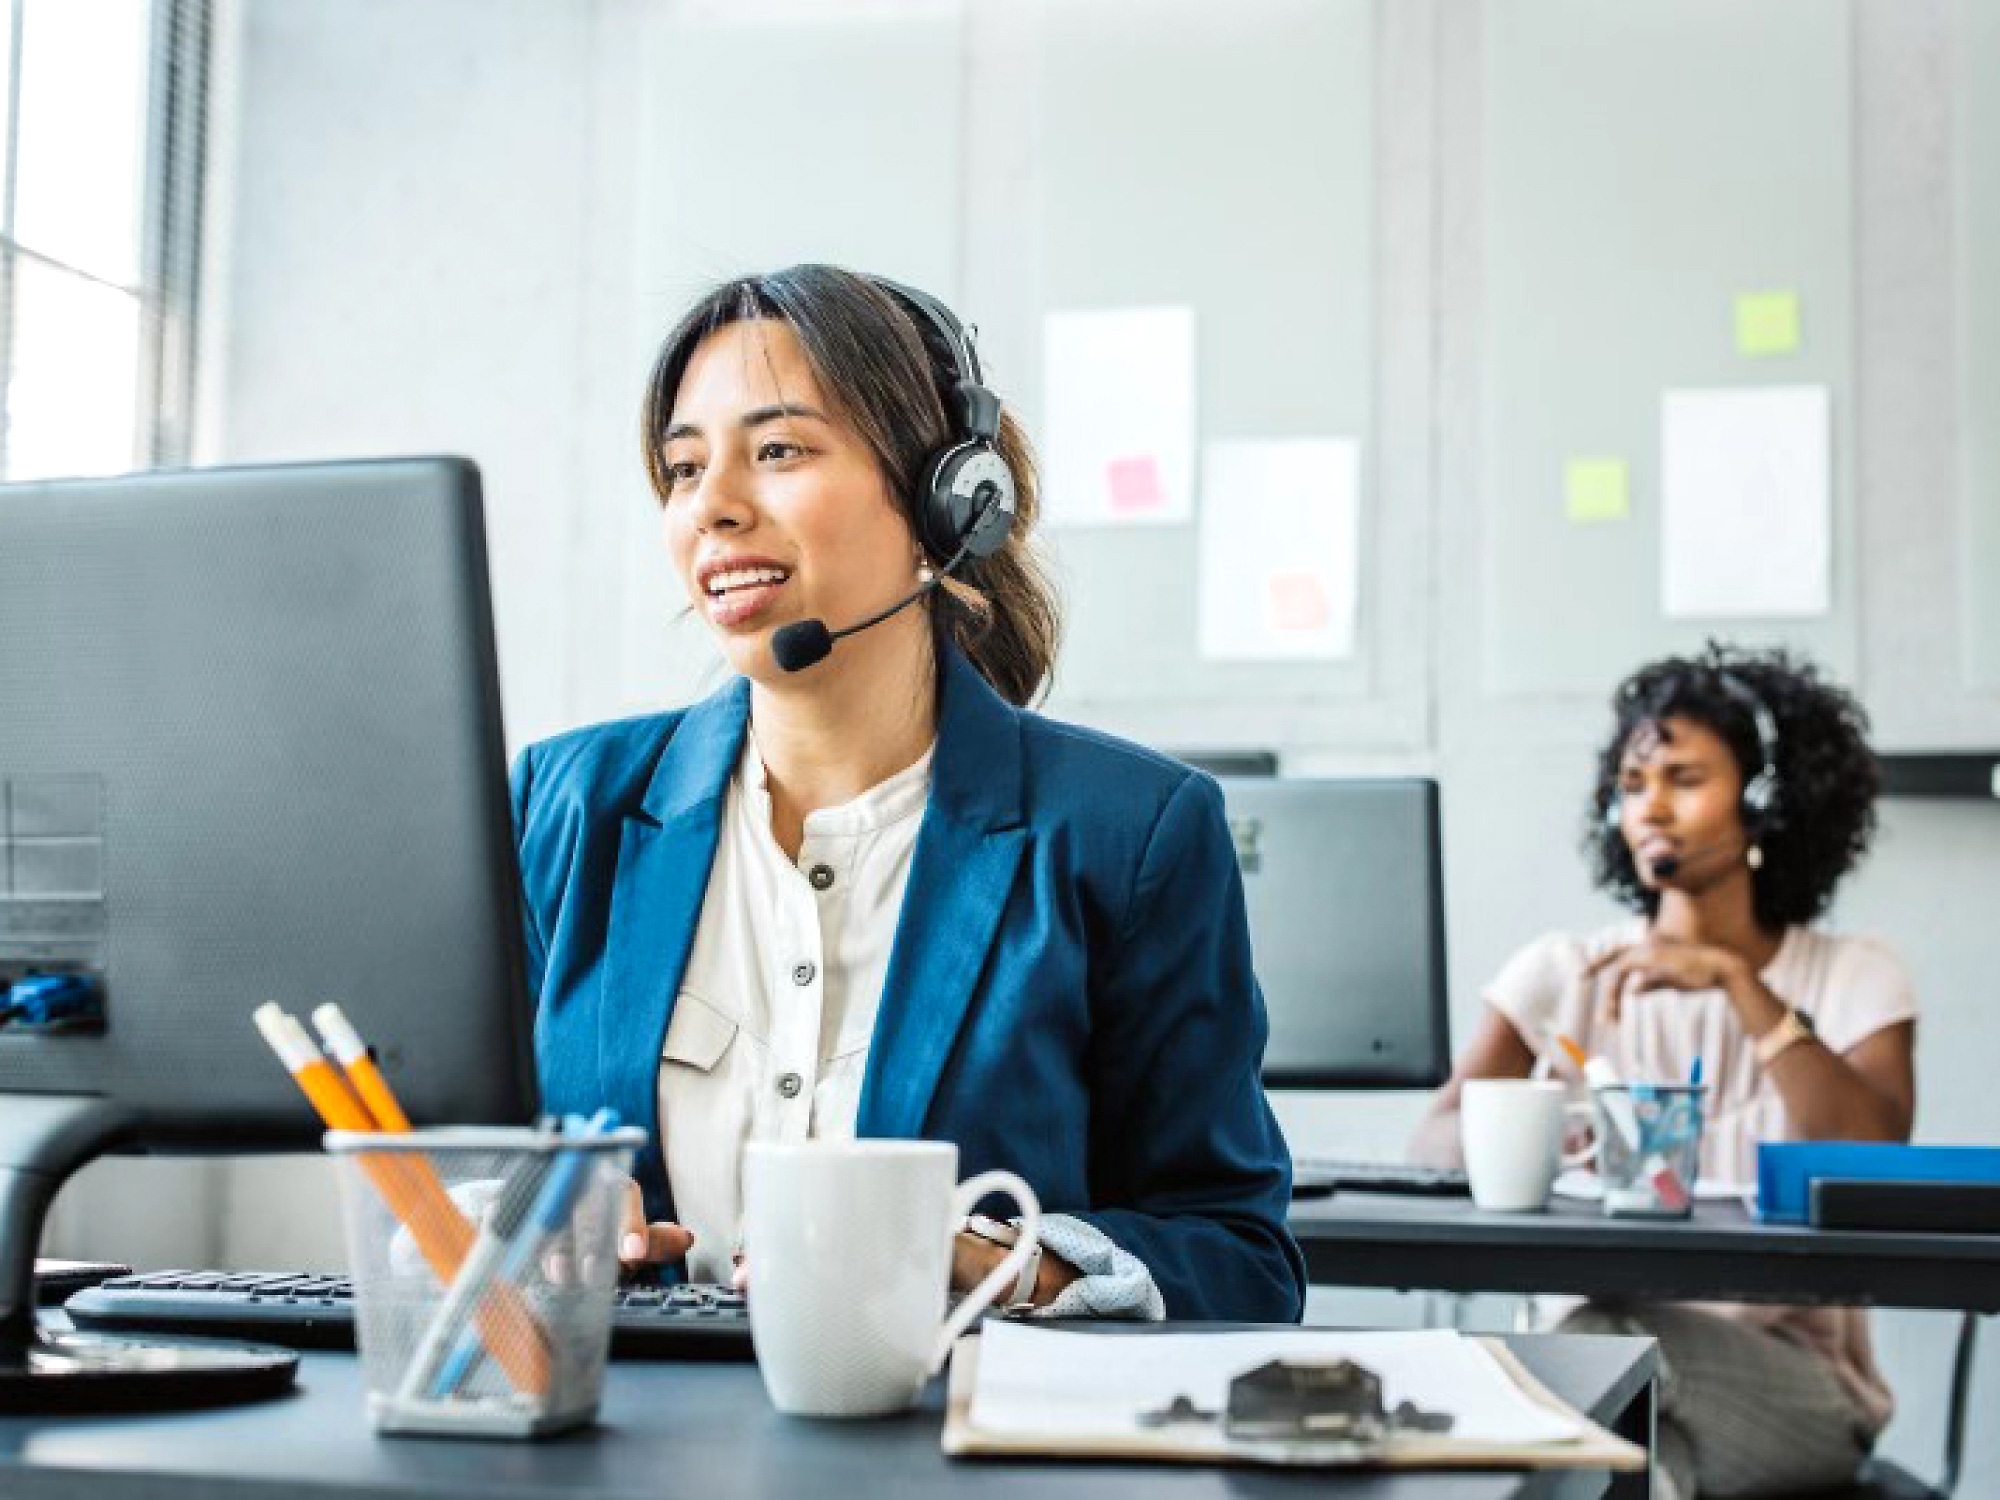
left=930, top=1169, right=1042, bottom=1373
left=1561, top=1099, right=1599, bottom=1169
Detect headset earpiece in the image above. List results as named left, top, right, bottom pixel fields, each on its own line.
left=1741, top=766, right=1779, bottom=823
left=871, top=277, right=1018, bottom=568
left=1717, top=670, right=1783, bottom=836
left=923, top=443, right=1015, bottom=561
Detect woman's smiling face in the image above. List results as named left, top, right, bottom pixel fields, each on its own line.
left=657, top=317, right=923, bottom=682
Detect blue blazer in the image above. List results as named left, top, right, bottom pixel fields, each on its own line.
left=510, top=645, right=1305, bottom=1322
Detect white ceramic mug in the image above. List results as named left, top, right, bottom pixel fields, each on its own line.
left=1460, top=1079, right=1590, bottom=1212
left=741, top=1139, right=1040, bottom=1417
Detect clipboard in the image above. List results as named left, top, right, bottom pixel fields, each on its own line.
left=941, top=1332, right=1647, bottom=1472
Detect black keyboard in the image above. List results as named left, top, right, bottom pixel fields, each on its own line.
left=1290, top=1157, right=1470, bottom=1198
left=65, top=1271, right=755, bottom=1361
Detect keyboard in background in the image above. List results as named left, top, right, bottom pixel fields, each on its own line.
left=1290, top=1157, right=1470, bottom=1198
left=65, top=1272, right=755, bottom=1362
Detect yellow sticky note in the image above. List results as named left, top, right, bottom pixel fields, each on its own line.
left=1735, top=291, right=1801, bottom=356
left=1565, top=458, right=1629, bottom=523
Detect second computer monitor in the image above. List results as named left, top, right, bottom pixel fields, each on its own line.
left=1217, top=777, right=1449, bottom=1089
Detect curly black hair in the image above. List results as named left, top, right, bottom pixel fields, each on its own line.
left=1583, top=643, right=1880, bottom=930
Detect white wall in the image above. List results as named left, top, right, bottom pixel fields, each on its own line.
left=42, top=0, right=2000, bottom=1486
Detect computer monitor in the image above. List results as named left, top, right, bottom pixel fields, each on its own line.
left=0, top=456, right=538, bottom=1406
left=1216, top=777, right=1450, bottom=1089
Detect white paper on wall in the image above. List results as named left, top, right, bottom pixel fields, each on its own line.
left=1197, top=438, right=1359, bottom=661
left=1660, top=385, right=1830, bottom=619
left=1040, top=306, right=1195, bottom=528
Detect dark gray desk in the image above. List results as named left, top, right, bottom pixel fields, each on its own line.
left=0, top=1327, right=1656, bottom=1500
left=1290, top=1192, right=2000, bottom=1311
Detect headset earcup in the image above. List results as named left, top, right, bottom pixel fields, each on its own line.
left=918, top=445, right=971, bottom=560
left=1741, top=769, right=1780, bottom=833
left=924, top=443, right=1016, bottom=561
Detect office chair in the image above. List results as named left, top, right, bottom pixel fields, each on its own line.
left=1811, top=1312, right=1981, bottom=1500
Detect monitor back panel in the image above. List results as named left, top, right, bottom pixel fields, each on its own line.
left=0, top=458, right=537, bottom=1145
left=1218, top=777, right=1449, bottom=1088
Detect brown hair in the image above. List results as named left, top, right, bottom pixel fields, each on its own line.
left=640, top=264, right=1062, bottom=707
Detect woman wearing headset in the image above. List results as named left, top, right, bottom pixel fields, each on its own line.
left=1411, top=645, right=1915, bottom=1499
left=510, top=264, right=1304, bottom=1322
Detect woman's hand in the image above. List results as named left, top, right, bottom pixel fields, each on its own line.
left=726, top=1239, right=1076, bottom=1306
left=1583, top=935, right=1746, bottom=1021
left=617, top=1176, right=694, bottom=1276
left=949, top=1231, right=1079, bottom=1309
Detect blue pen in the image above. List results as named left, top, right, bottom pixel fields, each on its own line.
left=1689, top=1055, right=1704, bottom=1088
left=432, top=1108, right=618, bottom=1397
left=396, top=1149, right=556, bottom=1404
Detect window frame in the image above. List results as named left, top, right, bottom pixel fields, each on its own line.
left=0, top=0, right=211, bottom=479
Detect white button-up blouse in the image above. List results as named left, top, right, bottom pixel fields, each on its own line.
left=655, top=733, right=1162, bottom=1318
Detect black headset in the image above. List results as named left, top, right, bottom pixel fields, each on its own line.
left=1601, top=669, right=1784, bottom=837
left=868, top=276, right=1017, bottom=567
left=1716, top=671, right=1783, bottom=832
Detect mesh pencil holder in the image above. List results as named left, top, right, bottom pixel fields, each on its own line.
left=326, top=1124, right=645, bottom=1438
left=1592, top=1084, right=1706, bottom=1219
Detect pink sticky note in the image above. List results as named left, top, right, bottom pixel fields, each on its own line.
left=1105, top=455, right=1166, bottom=514
left=1267, top=572, right=1330, bottom=632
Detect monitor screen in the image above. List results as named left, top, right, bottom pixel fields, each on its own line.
left=0, top=456, right=540, bottom=1403
left=0, top=456, right=538, bottom=1147
left=0, top=452, right=540, bottom=1120
left=1217, top=777, right=1450, bottom=1089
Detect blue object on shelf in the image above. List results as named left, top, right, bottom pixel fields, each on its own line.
left=0, top=973, right=105, bottom=1029
left=1757, top=1141, right=2000, bottom=1223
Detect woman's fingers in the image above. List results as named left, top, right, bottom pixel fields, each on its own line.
left=617, top=1177, right=648, bottom=1266
left=641, top=1222, right=695, bottom=1263
left=730, top=1256, right=750, bottom=1294
left=1581, top=943, right=1633, bottom=979
left=615, top=1176, right=693, bottom=1270
left=1594, top=954, right=1646, bottom=1022
left=617, top=1221, right=693, bottom=1268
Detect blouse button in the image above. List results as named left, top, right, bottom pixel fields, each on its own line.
left=791, top=961, right=816, bottom=986
left=776, top=1072, right=804, bottom=1099
left=808, top=863, right=835, bottom=891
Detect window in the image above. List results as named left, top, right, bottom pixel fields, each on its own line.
left=0, top=0, right=208, bottom=481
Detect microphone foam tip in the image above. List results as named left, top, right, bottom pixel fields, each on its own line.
left=771, top=619, right=833, bottom=672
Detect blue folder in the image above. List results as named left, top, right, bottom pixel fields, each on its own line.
left=1756, top=1141, right=2000, bottom=1223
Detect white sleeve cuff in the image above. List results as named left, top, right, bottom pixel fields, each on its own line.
left=1019, top=1212, right=1166, bottom=1321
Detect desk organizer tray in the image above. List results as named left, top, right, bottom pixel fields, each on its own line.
left=1756, top=1142, right=2000, bottom=1224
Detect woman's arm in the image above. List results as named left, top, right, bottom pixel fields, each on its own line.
left=1718, top=963, right=1915, bottom=1141
left=1407, top=1004, right=1538, bottom=1168
left=1586, top=938, right=1916, bottom=1141
left=1066, top=772, right=1307, bottom=1323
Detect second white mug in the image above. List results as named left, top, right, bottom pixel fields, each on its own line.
left=1460, top=1078, right=1584, bottom=1212
left=741, top=1139, right=1040, bottom=1417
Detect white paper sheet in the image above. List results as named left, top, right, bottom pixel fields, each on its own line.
left=1041, top=307, right=1195, bottom=528
left=1554, top=1168, right=1756, bottom=1203
left=968, top=1323, right=1582, bottom=1447
left=1198, top=438, right=1359, bottom=661
left=1660, top=386, right=1830, bottom=618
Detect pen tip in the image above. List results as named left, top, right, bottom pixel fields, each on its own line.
left=1556, top=1034, right=1588, bottom=1069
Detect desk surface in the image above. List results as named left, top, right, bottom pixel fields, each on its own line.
left=1290, top=1192, right=2000, bottom=1312
left=0, top=1327, right=1654, bottom=1500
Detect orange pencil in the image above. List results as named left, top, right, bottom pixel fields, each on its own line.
left=311, top=1004, right=412, bottom=1132
left=253, top=1005, right=550, bottom=1395
left=1556, top=1034, right=1590, bottom=1075
left=304, top=1004, right=500, bottom=1306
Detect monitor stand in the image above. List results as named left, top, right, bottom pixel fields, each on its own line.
left=1, top=1094, right=298, bottom=1411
